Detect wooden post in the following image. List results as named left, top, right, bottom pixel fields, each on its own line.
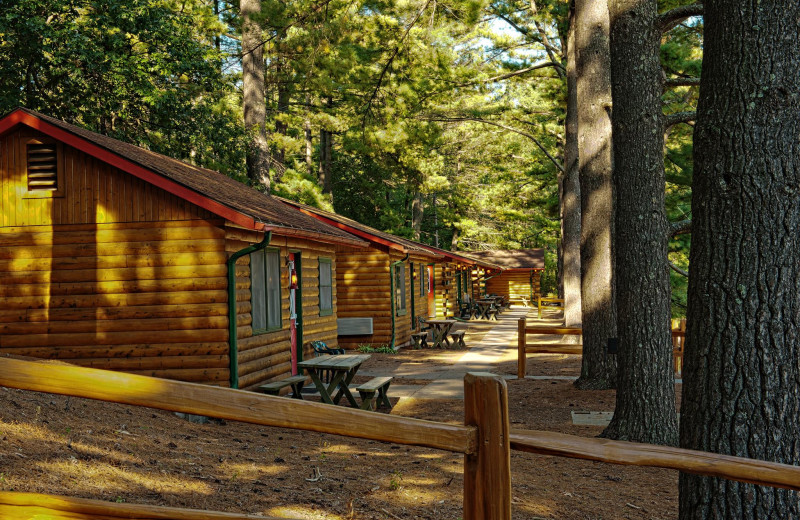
left=518, top=317, right=526, bottom=379
left=537, top=296, right=542, bottom=319
left=463, top=373, right=512, bottom=520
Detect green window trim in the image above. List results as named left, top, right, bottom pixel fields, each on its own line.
left=250, top=247, right=283, bottom=334
left=318, top=257, right=333, bottom=317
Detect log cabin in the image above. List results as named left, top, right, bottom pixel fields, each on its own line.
left=463, top=249, right=544, bottom=306
left=0, top=108, right=368, bottom=389
left=417, top=246, right=503, bottom=318
left=278, top=199, right=444, bottom=349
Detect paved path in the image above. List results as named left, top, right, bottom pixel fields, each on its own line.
left=359, top=307, right=530, bottom=400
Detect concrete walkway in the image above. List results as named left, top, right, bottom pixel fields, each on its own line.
left=358, top=307, right=529, bottom=400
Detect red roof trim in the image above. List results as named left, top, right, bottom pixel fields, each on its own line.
left=291, top=206, right=408, bottom=252
left=0, top=109, right=262, bottom=231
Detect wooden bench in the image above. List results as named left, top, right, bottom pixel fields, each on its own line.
left=356, top=376, right=393, bottom=411
left=450, top=330, right=467, bottom=349
left=257, top=375, right=306, bottom=399
left=411, top=332, right=429, bottom=349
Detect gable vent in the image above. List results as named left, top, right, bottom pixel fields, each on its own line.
left=27, top=143, right=58, bottom=191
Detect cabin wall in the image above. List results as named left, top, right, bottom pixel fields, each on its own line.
left=433, top=262, right=458, bottom=318
left=0, top=220, right=230, bottom=385
left=0, top=131, right=230, bottom=384
left=229, top=228, right=339, bottom=390
left=334, top=247, right=392, bottom=348
left=485, top=271, right=541, bottom=304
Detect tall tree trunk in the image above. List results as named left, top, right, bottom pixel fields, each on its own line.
left=574, top=0, right=616, bottom=389
left=603, top=0, right=677, bottom=444
left=318, top=97, right=334, bottom=195
left=241, top=0, right=270, bottom=191
left=274, top=64, right=289, bottom=182
left=561, top=0, right=583, bottom=332
left=679, top=1, right=800, bottom=517
left=411, top=191, right=423, bottom=241
left=318, top=127, right=328, bottom=188
left=304, top=96, right=313, bottom=177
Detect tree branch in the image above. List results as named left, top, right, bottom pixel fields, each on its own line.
left=664, top=77, right=701, bottom=88
left=658, top=3, right=704, bottom=33
left=669, top=219, right=692, bottom=237
left=362, top=0, right=433, bottom=123
left=421, top=116, right=564, bottom=173
left=663, top=111, right=696, bottom=131
left=669, top=261, right=689, bottom=277
left=455, top=61, right=564, bottom=87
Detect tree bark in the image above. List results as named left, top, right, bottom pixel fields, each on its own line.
left=241, top=0, right=270, bottom=191
left=573, top=0, right=616, bottom=389
left=318, top=98, right=333, bottom=195
left=411, top=191, right=424, bottom=241
left=561, top=1, right=582, bottom=331
left=603, top=0, right=677, bottom=444
left=679, top=1, right=800, bottom=517
left=274, top=62, right=290, bottom=182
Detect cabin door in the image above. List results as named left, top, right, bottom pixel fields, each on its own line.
left=427, top=265, right=435, bottom=317
left=288, top=252, right=303, bottom=374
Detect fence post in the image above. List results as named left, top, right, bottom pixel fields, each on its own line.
left=518, top=317, right=526, bottom=379
left=537, top=296, right=542, bottom=319
left=463, top=373, right=511, bottom=520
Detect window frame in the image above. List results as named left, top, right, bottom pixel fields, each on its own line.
left=318, top=257, right=333, bottom=317
left=395, top=261, right=407, bottom=316
left=250, top=247, right=283, bottom=334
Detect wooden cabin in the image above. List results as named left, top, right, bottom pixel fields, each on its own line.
left=0, top=108, right=367, bottom=390
left=279, top=199, right=442, bottom=349
left=464, top=249, right=544, bottom=306
left=420, top=247, right=501, bottom=318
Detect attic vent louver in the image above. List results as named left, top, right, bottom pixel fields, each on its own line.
left=27, top=143, right=58, bottom=191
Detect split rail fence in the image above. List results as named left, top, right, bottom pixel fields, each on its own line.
left=517, top=318, right=687, bottom=379
left=1, top=356, right=799, bottom=519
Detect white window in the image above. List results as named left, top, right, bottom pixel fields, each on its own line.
left=395, top=262, right=407, bottom=315
left=319, top=258, right=333, bottom=316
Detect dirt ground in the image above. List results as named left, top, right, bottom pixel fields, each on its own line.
left=0, top=327, right=681, bottom=519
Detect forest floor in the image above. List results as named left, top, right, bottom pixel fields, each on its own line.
left=0, top=308, right=681, bottom=519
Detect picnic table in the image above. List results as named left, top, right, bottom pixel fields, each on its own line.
left=297, top=354, right=370, bottom=407
left=423, top=319, right=456, bottom=348
left=475, top=300, right=497, bottom=320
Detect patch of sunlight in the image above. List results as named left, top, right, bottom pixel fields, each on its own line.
left=413, top=453, right=447, bottom=460
left=267, top=505, right=344, bottom=519
left=218, top=461, right=285, bottom=479
left=36, top=459, right=214, bottom=496
left=68, top=439, right=140, bottom=465
left=378, top=481, right=451, bottom=507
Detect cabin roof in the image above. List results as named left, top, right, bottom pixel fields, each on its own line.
left=277, top=197, right=443, bottom=259
left=465, top=249, right=545, bottom=270
left=417, top=244, right=503, bottom=270
left=0, top=108, right=367, bottom=247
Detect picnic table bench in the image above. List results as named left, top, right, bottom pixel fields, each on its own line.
left=257, top=375, right=306, bottom=399
left=356, top=376, right=393, bottom=411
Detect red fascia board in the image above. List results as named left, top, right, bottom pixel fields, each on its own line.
left=0, top=109, right=262, bottom=231
left=291, top=207, right=407, bottom=253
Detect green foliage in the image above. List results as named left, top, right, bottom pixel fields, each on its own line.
left=357, top=344, right=395, bottom=353
left=0, top=0, right=246, bottom=177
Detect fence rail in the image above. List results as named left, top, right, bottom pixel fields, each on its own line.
left=1, top=355, right=799, bottom=519
left=517, top=318, right=686, bottom=379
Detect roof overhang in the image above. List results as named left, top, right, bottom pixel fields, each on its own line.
left=0, top=109, right=367, bottom=248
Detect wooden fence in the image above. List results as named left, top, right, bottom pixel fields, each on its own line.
left=536, top=296, right=564, bottom=319
left=517, top=318, right=687, bottom=379
left=1, top=356, right=799, bottom=519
